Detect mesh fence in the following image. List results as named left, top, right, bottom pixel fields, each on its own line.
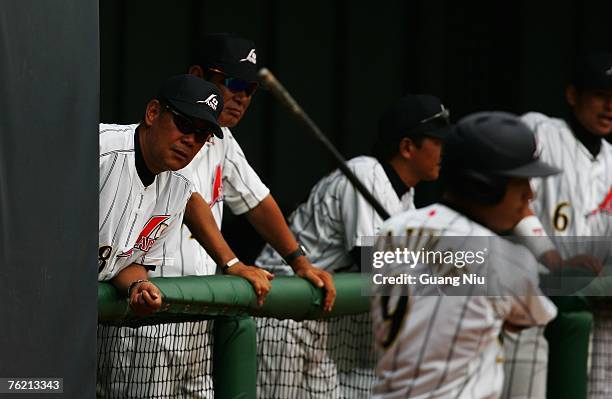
left=96, top=313, right=374, bottom=398
left=588, top=312, right=612, bottom=399
left=255, top=313, right=375, bottom=399
left=97, top=320, right=214, bottom=399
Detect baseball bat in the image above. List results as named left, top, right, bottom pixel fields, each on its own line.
left=258, top=67, right=391, bottom=220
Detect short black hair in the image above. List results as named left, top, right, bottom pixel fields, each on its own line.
left=372, top=134, right=426, bottom=162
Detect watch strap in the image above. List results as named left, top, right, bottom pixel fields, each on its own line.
left=283, top=245, right=306, bottom=265
left=222, top=257, right=240, bottom=273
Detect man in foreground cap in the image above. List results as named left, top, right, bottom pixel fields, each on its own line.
left=96, top=75, right=224, bottom=397
left=513, top=51, right=612, bottom=399
left=254, top=93, right=451, bottom=398
left=371, top=111, right=559, bottom=399
left=98, top=73, right=223, bottom=313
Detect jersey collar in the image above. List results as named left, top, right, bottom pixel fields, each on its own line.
left=134, top=126, right=155, bottom=187
left=566, top=112, right=603, bottom=159
left=381, top=160, right=410, bottom=198
left=438, top=199, right=511, bottom=236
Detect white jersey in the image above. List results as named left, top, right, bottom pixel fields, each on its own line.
left=371, top=204, right=557, bottom=399
left=98, top=124, right=193, bottom=281
left=522, top=112, right=612, bottom=261
left=255, top=156, right=415, bottom=274
left=153, top=127, right=270, bottom=277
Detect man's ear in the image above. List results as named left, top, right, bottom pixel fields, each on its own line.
left=398, top=137, right=413, bottom=159
left=144, top=100, right=162, bottom=127
left=188, top=65, right=205, bottom=78
left=565, top=85, right=577, bottom=107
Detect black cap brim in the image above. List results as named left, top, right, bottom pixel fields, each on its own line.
left=424, top=124, right=453, bottom=140
left=209, top=61, right=259, bottom=82
left=167, top=98, right=224, bottom=139
left=496, top=158, right=561, bottom=178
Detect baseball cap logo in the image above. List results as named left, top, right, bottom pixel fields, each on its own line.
left=240, top=49, right=257, bottom=65
left=198, top=94, right=219, bottom=110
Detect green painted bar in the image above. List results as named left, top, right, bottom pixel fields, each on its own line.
left=98, top=274, right=371, bottom=324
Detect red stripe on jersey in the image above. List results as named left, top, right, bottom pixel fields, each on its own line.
left=587, top=186, right=612, bottom=217
left=118, top=215, right=171, bottom=257
left=210, top=164, right=223, bottom=207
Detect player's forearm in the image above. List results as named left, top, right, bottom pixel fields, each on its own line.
left=110, top=263, right=150, bottom=297
left=245, top=195, right=301, bottom=261
left=184, top=192, right=237, bottom=266
left=513, top=211, right=561, bottom=271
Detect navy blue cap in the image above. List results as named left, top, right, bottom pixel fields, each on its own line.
left=378, top=94, right=452, bottom=141
left=157, top=74, right=224, bottom=138
left=195, top=33, right=259, bottom=82
left=571, top=51, right=612, bottom=91
left=443, top=111, right=561, bottom=178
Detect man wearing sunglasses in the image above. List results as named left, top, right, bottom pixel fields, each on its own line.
left=162, top=32, right=336, bottom=310
left=98, top=74, right=223, bottom=313
left=97, top=75, right=225, bottom=397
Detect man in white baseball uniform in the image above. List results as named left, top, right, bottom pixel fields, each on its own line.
left=98, top=73, right=223, bottom=313
left=97, top=74, right=224, bottom=397
left=519, top=51, right=612, bottom=399
left=255, top=94, right=452, bottom=398
left=522, top=51, right=612, bottom=263
left=164, top=33, right=336, bottom=308
left=371, top=111, right=559, bottom=399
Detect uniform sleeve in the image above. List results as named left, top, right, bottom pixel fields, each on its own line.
left=503, top=292, right=557, bottom=327
left=178, top=161, right=197, bottom=190
left=492, top=243, right=558, bottom=327
left=339, top=164, right=393, bottom=251
left=222, top=133, right=270, bottom=215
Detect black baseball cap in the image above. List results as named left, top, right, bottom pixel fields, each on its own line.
left=195, top=32, right=259, bottom=82
left=571, top=51, right=612, bottom=91
left=378, top=94, right=452, bottom=141
left=443, top=111, right=561, bottom=178
left=156, top=74, right=224, bottom=138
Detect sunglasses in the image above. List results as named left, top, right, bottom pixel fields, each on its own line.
left=163, top=105, right=215, bottom=143
left=208, top=68, right=259, bottom=97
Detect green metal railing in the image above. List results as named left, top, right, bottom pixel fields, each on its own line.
left=98, top=274, right=370, bottom=398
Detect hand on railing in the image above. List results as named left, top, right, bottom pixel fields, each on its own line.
left=225, top=263, right=275, bottom=307
left=128, top=281, right=162, bottom=315
left=291, top=257, right=337, bottom=312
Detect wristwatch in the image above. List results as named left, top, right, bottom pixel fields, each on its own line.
left=282, top=245, right=307, bottom=265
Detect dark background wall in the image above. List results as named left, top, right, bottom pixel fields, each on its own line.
left=100, top=0, right=612, bottom=262
left=0, top=1, right=98, bottom=397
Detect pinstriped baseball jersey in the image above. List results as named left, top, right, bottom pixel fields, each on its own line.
left=522, top=112, right=612, bottom=261
left=255, top=156, right=415, bottom=274
left=98, top=124, right=193, bottom=281
left=152, top=127, right=270, bottom=277
left=521, top=113, right=612, bottom=399
left=371, top=204, right=557, bottom=399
